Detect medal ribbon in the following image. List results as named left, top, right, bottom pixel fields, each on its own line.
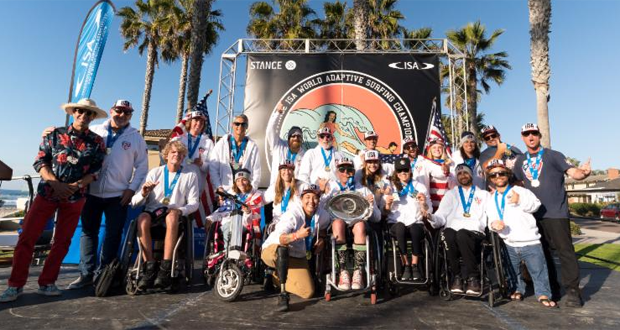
left=464, top=158, right=476, bottom=171
left=280, top=188, right=291, bottom=213
left=526, top=148, right=544, bottom=182
left=320, top=147, right=333, bottom=170
left=287, top=149, right=297, bottom=162
left=164, top=166, right=183, bottom=201
left=458, top=186, right=476, bottom=215
left=410, top=157, right=418, bottom=172
left=337, top=177, right=355, bottom=191
left=187, top=133, right=202, bottom=160
left=494, top=185, right=513, bottom=221
left=230, top=136, right=248, bottom=164
left=106, top=124, right=126, bottom=150
left=305, top=213, right=317, bottom=252
left=399, top=179, right=416, bottom=198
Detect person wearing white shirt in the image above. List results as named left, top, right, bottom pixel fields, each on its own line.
left=398, top=137, right=428, bottom=188
left=130, top=141, right=199, bottom=290
left=298, top=127, right=343, bottom=185
left=428, top=164, right=489, bottom=295
left=265, top=106, right=306, bottom=185
left=384, top=157, right=432, bottom=281
left=322, top=158, right=381, bottom=291
left=209, top=114, right=261, bottom=191
left=450, top=131, right=485, bottom=190
left=353, top=131, right=379, bottom=170
left=263, top=160, right=303, bottom=230
left=486, top=159, right=556, bottom=308
left=261, top=184, right=330, bottom=312
left=355, top=150, right=390, bottom=209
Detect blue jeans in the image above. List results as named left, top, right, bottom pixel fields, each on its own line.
left=79, top=195, right=128, bottom=276
left=506, top=243, right=552, bottom=298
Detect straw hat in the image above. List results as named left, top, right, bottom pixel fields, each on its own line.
left=61, top=98, right=107, bottom=119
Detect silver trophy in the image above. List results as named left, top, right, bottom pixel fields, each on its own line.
left=325, top=191, right=373, bottom=225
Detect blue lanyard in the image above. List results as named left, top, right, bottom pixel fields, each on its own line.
left=337, top=177, right=355, bottom=191
left=229, top=136, right=248, bottom=163
left=187, top=133, right=202, bottom=160
left=106, top=125, right=126, bottom=149
left=281, top=188, right=291, bottom=213
left=399, top=180, right=416, bottom=198
left=494, top=185, right=513, bottom=221
left=464, top=157, right=476, bottom=171
left=238, top=193, right=248, bottom=203
left=526, top=148, right=544, bottom=181
left=320, top=147, right=333, bottom=169
left=287, top=149, right=297, bottom=162
left=410, top=157, right=418, bottom=172
left=304, top=213, right=317, bottom=251
left=458, top=186, right=476, bottom=215
left=164, top=166, right=182, bottom=199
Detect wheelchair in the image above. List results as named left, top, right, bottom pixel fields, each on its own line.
left=120, top=208, right=194, bottom=295
left=434, top=228, right=510, bottom=307
left=382, top=222, right=437, bottom=297
left=202, top=192, right=263, bottom=302
left=323, top=220, right=382, bottom=304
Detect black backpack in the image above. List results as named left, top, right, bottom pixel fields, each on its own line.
left=94, top=258, right=122, bottom=297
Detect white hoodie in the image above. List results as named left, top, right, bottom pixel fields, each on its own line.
left=384, top=180, right=433, bottom=226
left=208, top=134, right=261, bottom=191
left=171, top=132, right=214, bottom=193
left=89, top=121, right=148, bottom=198
left=428, top=185, right=489, bottom=233
left=485, top=185, right=542, bottom=247
left=298, top=145, right=344, bottom=185
left=130, top=165, right=199, bottom=216
left=265, top=110, right=306, bottom=185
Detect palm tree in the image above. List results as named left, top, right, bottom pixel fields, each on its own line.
left=186, top=0, right=212, bottom=110
left=528, top=0, right=552, bottom=147
left=403, top=26, right=433, bottom=50
left=446, top=21, right=511, bottom=136
left=318, top=0, right=351, bottom=50
left=119, top=0, right=175, bottom=135
left=247, top=0, right=317, bottom=49
left=162, top=0, right=223, bottom=123
left=367, top=0, right=405, bottom=49
left=352, top=0, right=369, bottom=50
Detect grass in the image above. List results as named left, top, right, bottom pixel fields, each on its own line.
left=574, top=243, right=620, bottom=272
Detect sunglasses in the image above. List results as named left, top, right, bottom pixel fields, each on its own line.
left=483, top=133, right=498, bottom=141
left=75, top=108, right=95, bottom=117
left=319, top=134, right=333, bottom=140
left=404, top=144, right=417, bottom=150
left=113, top=108, right=133, bottom=115
left=396, top=168, right=410, bottom=174
left=338, top=167, right=355, bottom=174
left=521, top=131, right=539, bottom=137
left=233, top=122, right=248, bottom=127
left=488, top=171, right=509, bottom=178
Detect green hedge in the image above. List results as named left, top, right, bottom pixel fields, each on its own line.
left=569, top=203, right=601, bottom=217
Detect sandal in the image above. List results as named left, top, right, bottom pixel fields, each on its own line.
left=510, top=292, right=523, bottom=301
left=538, top=296, right=557, bottom=308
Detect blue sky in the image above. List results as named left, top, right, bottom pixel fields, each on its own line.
left=1, top=0, right=618, bottom=191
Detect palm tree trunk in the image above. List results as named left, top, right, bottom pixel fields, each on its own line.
left=353, top=0, right=369, bottom=50
left=186, top=0, right=211, bottom=110
left=466, top=66, right=479, bottom=136
left=139, top=41, right=157, bottom=136
left=176, top=52, right=189, bottom=123
left=529, top=0, right=552, bottom=148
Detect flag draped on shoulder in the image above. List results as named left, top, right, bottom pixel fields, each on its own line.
left=170, top=90, right=216, bottom=228
left=424, top=96, right=452, bottom=157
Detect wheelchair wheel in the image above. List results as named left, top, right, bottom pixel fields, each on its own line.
left=434, top=239, right=452, bottom=301
left=214, top=262, right=244, bottom=302
left=184, top=219, right=194, bottom=284
left=491, top=232, right=510, bottom=299
left=119, top=219, right=138, bottom=288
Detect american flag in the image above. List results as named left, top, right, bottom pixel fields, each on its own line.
left=170, top=90, right=216, bottom=228
left=424, top=96, right=452, bottom=157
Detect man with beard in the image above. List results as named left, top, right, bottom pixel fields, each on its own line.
left=513, top=123, right=591, bottom=307
left=266, top=104, right=306, bottom=184
left=427, top=164, right=489, bottom=295
left=298, top=127, right=343, bottom=185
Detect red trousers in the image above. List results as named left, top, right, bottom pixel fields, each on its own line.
left=8, top=195, right=85, bottom=287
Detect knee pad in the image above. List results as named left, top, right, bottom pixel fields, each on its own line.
left=276, top=246, right=289, bottom=284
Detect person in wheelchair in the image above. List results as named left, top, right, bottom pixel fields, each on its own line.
left=261, top=184, right=330, bottom=312
left=264, top=160, right=303, bottom=231
left=205, top=169, right=263, bottom=249
left=130, top=140, right=199, bottom=290
left=485, top=160, right=556, bottom=308
left=320, top=157, right=381, bottom=291
left=427, top=164, right=490, bottom=295
left=384, top=157, right=432, bottom=281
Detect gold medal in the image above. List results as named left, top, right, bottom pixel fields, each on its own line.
left=106, top=148, right=112, bottom=155
left=232, top=162, right=240, bottom=170
left=324, top=166, right=330, bottom=172
left=463, top=213, right=471, bottom=218
left=162, top=197, right=170, bottom=205
left=306, top=251, right=312, bottom=260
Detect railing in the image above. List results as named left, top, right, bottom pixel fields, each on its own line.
left=0, top=175, right=38, bottom=222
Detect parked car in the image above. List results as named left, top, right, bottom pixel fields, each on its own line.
left=600, top=203, right=620, bottom=222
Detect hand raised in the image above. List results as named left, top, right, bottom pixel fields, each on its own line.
left=509, top=191, right=520, bottom=204
left=296, top=223, right=311, bottom=239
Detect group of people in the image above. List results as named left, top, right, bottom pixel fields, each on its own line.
left=0, top=98, right=592, bottom=315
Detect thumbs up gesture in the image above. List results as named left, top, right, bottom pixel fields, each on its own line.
left=509, top=191, right=520, bottom=205
left=296, top=223, right=311, bottom=239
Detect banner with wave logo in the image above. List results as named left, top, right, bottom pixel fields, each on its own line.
left=66, top=0, right=115, bottom=123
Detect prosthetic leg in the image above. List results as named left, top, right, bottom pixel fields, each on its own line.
left=276, top=246, right=290, bottom=312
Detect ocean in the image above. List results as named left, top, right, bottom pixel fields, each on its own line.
left=0, top=189, right=29, bottom=208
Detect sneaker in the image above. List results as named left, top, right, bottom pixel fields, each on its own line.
left=66, top=275, right=94, bottom=290
left=466, top=277, right=482, bottom=295
left=565, top=288, right=583, bottom=308
left=338, top=270, right=351, bottom=291
left=450, top=276, right=464, bottom=293
left=154, top=260, right=172, bottom=289
left=351, top=269, right=364, bottom=290
left=0, top=287, right=23, bottom=303
left=263, top=274, right=276, bottom=293
left=411, top=265, right=422, bottom=280
left=138, top=261, right=158, bottom=290
left=37, top=284, right=62, bottom=296
left=276, top=293, right=290, bottom=312
left=401, top=265, right=412, bottom=281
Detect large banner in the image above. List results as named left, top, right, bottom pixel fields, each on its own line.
left=244, top=53, right=441, bottom=187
